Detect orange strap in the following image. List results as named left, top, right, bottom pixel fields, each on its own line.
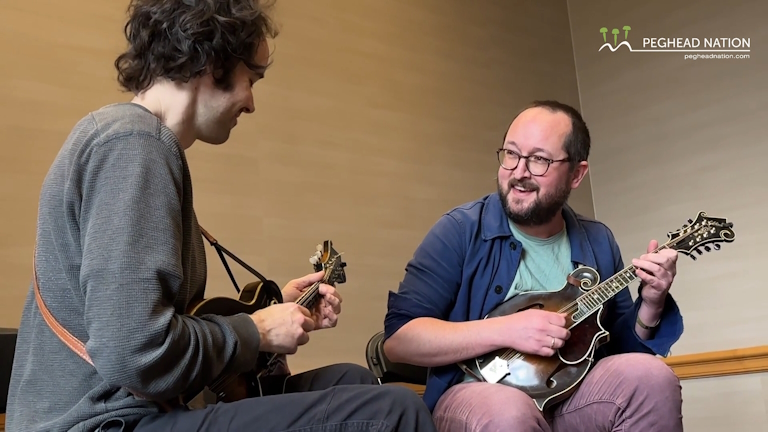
left=32, top=251, right=179, bottom=411
left=33, top=265, right=94, bottom=364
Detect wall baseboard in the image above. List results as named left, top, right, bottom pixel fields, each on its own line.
left=394, top=382, right=425, bottom=396
left=663, top=345, right=768, bottom=380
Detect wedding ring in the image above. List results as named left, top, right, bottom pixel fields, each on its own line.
left=550, top=337, right=555, bottom=348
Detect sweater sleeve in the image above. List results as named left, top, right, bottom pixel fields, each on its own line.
left=77, top=133, right=261, bottom=400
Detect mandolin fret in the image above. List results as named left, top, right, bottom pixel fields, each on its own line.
left=574, top=226, right=723, bottom=318
left=576, top=267, right=639, bottom=317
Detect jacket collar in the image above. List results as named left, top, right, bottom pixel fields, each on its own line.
left=562, top=204, right=598, bottom=269
left=480, top=192, right=513, bottom=241
left=481, top=192, right=597, bottom=269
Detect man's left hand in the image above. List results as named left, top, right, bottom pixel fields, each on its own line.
left=632, top=239, right=678, bottom=310
left=282, top=271, right=342, bottom=330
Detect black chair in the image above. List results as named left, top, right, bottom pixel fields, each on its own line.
left=365, top=330, right=429, bottom=385
left=0, top=328, right=17, bottom=414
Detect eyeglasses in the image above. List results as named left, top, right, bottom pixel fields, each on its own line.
left=496, top=148, right=570, bottom=176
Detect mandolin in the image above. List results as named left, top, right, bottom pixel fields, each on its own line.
left=457, top=211, right=735, bottom=412
left=181, top=236, right=348, bottom=407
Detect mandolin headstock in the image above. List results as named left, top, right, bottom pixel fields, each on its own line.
left=309, top=240, right=347, bottom=285
left=666, top=211, right=735, bottom=260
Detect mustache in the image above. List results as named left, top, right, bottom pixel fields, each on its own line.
left=507, top=178, right=539, bottom=192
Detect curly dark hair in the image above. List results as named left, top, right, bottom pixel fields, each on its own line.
left=114, top=0, right=279, bottom=93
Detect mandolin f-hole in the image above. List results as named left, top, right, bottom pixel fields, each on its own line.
left=546, top=360, right=569, bottom=388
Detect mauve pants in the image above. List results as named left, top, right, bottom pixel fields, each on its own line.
left=432, top=353, right=683, bottom=431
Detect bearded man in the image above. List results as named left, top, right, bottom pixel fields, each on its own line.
left=382, top=100, right=685, bottom=431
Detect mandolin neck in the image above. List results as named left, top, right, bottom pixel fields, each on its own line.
left=295, top=281, right=323, bottom=308
left=573, top=242, right=675, bottom=313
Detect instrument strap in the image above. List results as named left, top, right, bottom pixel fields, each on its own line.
left=32, top=246, right=183, bottom=412
left=32, top=259, right=93, bottom=365
left=32, top=223, right=271, bottom=411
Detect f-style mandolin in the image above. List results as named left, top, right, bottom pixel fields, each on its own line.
left=458, top=211, right=735, bottom=412
left=181, top=237, right=348, bottom=406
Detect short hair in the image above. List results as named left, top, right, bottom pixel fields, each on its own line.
left=114, top=0, right=279, bottom=94
left=508, top=100, right=591, bottom=168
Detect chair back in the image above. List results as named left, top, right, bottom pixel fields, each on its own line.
left=0, top=328, right=17, bottom=414
left=365, top=330, right=429, bottom=385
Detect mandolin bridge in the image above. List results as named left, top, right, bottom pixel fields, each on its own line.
left=480, top=356, right=510, bottom=383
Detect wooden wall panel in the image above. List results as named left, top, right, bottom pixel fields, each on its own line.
left=0, top=0, right=592, bottom=373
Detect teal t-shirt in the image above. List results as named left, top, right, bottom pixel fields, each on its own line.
left=504, top=219, right=573, bottom=300
left=462, top=219, right=573, bottom=382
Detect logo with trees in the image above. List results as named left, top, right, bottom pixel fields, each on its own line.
left=599, top=26, right=632, bottom=52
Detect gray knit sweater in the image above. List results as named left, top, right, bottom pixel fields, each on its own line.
left=6, top=103, right=262, bottom=432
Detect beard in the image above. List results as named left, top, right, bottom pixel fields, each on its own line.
left=497, top=176, right=572, bottom=227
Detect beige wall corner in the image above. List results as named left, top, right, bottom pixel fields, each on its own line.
left=0, top=1, right=593, bottom=373
left=567, top=0, right=766, bottom=355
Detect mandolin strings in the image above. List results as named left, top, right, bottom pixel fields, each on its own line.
left=496, top=233, right=688, bottom=362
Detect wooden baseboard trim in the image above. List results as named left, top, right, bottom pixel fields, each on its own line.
left=388, top=345, right=768, bottom=396
left=391, top=382, right=425, bottom=396
left=663, top=345, right=768, bottom=380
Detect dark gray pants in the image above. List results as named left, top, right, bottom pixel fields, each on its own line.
left=129, top=363, right=436, bottom=432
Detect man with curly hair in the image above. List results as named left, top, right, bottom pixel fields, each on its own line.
left=5, top=1, right=437, bottom=431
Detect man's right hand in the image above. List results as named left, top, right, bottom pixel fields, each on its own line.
left=499, top=309, right=571, bottom=357
left=251, top=303, right=315, bottom=354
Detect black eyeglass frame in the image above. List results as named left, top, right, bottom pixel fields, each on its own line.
left=496, top=148, right=570, bottom=176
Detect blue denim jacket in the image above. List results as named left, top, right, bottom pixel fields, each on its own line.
left=384, top=193, right=684, bottom=412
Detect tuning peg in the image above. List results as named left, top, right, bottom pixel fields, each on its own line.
left=688, top=219, right=694, bottom=224
left=690, top=255, right=697, bottom=261
left=309, top=256, right=319, bottom=265
left=316, top=244, right=323, bottom=252
left=727, top=222, right=733, bottom=228
left=695, top=248, right=703, bottom=255
left=704, top=245, right=711, bottom=252
left=714, top=244, right=721, bottom=250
